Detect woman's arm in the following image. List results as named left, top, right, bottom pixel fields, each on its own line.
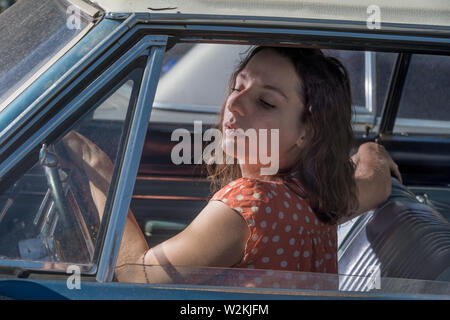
left=338, top=142, right=402, bottom=224
left=60, top=131, right=248, bottom=283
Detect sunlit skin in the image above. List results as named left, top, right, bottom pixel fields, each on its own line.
left=61, top=49, right=401, bottom=284
left=222, top=49, right=306, bottom=179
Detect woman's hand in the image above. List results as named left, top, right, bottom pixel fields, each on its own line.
left=352, top=142, right=402, bottom=184
left=339, top=142, right=401, bottom=224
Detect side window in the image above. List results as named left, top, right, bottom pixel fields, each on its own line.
left=0, top=68, right=141, bottom=264
left=394, top=54, right=450, bottom=135
left=151, top=45, right=396, bottom=133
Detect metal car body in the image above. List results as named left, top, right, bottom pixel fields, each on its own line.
left=0, top=0, right=449, bottom=299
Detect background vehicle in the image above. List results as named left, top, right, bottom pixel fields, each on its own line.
left=0, top=0, right=449, bottom=299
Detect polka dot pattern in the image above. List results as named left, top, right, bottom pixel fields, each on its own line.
left=210, top=175, right=338, bottom=276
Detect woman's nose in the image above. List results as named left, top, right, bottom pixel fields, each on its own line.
left=227, top=89, right=248, bottom=117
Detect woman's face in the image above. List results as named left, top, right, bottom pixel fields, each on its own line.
left=221, top=49, right=306, bottom=175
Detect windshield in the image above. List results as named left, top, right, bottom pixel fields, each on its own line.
left=0, top=0, right=92, bottom=109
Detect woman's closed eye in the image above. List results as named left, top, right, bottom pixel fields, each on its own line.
left=259, top=98, right=276, bottom=109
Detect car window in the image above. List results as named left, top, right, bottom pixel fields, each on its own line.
left=0, top=70, right=141, bottom=265
left=0, top=0, right=92, bottom=110
left=394, top=54, right=450, bottom=135
left=151, top=43, right=395, bottom=133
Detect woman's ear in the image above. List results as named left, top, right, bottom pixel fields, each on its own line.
left=295, top=134, right=305, bottom=148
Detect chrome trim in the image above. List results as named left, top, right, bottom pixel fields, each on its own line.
left=393, top=118, right=450, bottom=135
left=96, top=37, right=167, bottom=283
left=66, top=0, right=101, bottom=17
left=0, top=259, right=96, bottom=274
left=365, top=51, right=377, bottom=127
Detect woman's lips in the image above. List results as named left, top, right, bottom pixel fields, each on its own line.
left=224, top=122, right=243, bottom=136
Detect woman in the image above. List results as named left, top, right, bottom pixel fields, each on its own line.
left=62, top=46, right=401, bottom=285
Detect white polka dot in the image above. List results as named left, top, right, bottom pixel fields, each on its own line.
left=272, top=235, right=280, bottom=243
left=225, top=188, right=231, bottom=193
left=315, top=219, right=318, bottom=226
left=267, top=192, right=273, bottom=199
left=273, top=282, right=280, bottom=288
left=285, top=225, right=292, bottom=232
left=229, top=181, right=236, bottom=186
left=308, top=206, right=313, bottom=213
left=293, top=250, right=300, bottom=257
left=285, top=192, right=291, bottom=199
left=260, top=221, right=267, bottom=228
left=255, top=277, right=263, bottom=284
left=301, top=239, right=305, bottom=245
left=234, top=207, right=242, bottom=213
left=252, top=234, right=259, bottom=241
left=239, top=185, right=244, bottom=189
left=293, top=214, right=298, bottom=221
left=262, top=236, right=269, bottom=243
left=296, top=203, right=302, bottom=210
left=271, top=190, right=277, bottom=196
left=305, top=216, right=310, bottom=223
left=278, top=211, right=284, bottom=219
left=285, top=273, right=293, bottom=280
left=247, top=265, right=255, bottom=269
left=315, top=261, right=320, bottom=268
left=253, top=193, right=261, bottom=199
left=272, top=222, right=277, bottom=230
left=303, top=251, right=310, bottom=258
left=222, top=198, right=228, bottom=203
left=283, top=201, right=290, bottom=208
left=289, top=238, right=295, bottom=245
left=251, top=206, right=259, bottom=212
left=262, top=257, right=270, bottom=263
left=248, top=219, right=255, bottom=227
left=313, top=238, right=317, bottom=245
left=298, top=226, right=304, bottom=235
left=325, top=253, right=332, bottom=260
left=252, top=248, right=258, bottom=255
left=266, top=270, right=274, bottom=276
left=276, top=248, right=284, bottom=255
left=280, top=261, right=288, bottom=268
left=265, top=207, right=272, bottom=214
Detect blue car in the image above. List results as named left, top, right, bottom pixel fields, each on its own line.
left=0, top=0, right=449, bottom=300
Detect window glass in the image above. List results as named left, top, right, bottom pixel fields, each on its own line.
left=0, top=0, right=91, bottom=106
left=0, top=70, right=141, bottom=264
left=395, top=54, right=450, bottom=135
left=152, top=44, right=395, bottom=130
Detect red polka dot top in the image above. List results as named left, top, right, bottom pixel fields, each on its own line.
left=210, top=173, right=338, bottom=274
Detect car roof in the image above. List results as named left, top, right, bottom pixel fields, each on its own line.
left=90, top=0, right=450, bottom=27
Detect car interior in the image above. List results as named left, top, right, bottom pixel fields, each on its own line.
left=0, top=42, right=449, bottom=288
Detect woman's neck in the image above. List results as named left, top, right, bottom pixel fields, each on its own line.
left=239, top=163, right=287, bottom=183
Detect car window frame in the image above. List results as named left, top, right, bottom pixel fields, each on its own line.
left=0, top=33, right=168, bottom=277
